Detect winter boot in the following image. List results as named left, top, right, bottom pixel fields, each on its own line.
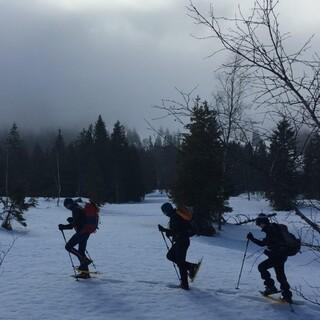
left=77, top=264, right=89, bottom=273
left=80, top=256, right=93, bottom=267
left=281, top=290, right=293, bottom=304
left=261, top=286, right=279, bottom=296
left=76, top=272, right=91, bottom=279
left=179, top=280, right=189, bottom=291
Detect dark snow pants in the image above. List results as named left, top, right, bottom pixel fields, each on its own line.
left=258, top=253, right=292, bottom=299
left=65, top=232, right=90, bottom=270
left=166, top=238, right=195, bottom=285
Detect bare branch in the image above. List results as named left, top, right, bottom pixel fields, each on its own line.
left=0, top=237, right=17, bottom=268
left=188, top=0, right=320, bottom=131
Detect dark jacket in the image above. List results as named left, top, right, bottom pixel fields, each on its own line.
left=64, top=203, right=86, bottom=233
left=166, top=211, right=193, bottom=242
left=251, top=223, right=288, bottom=256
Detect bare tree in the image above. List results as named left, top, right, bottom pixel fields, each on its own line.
left=154, top=56, right=252, bottom=147
left=214, top=54, right=252, bottom=145
left=188, top=0, right=320, bottom=131
left=56, top=153, right=61, bottom=206
left=54, top=129, right=64, bottom=206
left=153, top=86, right=198, bottom=127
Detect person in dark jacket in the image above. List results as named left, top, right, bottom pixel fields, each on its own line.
left=58, top=198, right=92, bottom=277
left=247, top=214, right=293, bottom=303
left=158, top=202, right=199, bottom=290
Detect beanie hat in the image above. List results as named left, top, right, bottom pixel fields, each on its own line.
left=63, top=198, right=74, bottom=209
left=255, top=213, right=270, bottom=226
left=161, top=202, right=175, bottom=217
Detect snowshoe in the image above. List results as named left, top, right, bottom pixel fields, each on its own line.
left=260, top=286, right=280, bottom=296
left=75, top=268, right=102, bottom=275
left=75, top=272, right=91, bottom=279
left=189, top=257, right=203, bottom=282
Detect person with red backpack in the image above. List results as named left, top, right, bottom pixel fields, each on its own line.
left=58, top=198, right=99, bottom=278
left=246, top=213, right=293, bottom=303
left=158, top=202, right=200, bottom=290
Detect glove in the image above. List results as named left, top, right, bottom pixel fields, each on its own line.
left=58, top=224, right=65, bottom=231
left=246, top=232, right=254, bottom=241
left=264, top=249, right=271, bottom=257
left=165, top=231, right=172, bottom=238
left=158, top=224, right=166, bottom=232
left=66, top=217, right=73, bottom=224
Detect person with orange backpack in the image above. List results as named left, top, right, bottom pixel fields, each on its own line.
left=158, top=202, right=201, bottom=290
left=58, top=198, right=99, bottom=278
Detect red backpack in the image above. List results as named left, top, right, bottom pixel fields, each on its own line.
left=82, top=201, right=99, bottom=234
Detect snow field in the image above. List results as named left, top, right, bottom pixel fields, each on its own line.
left=0, top=192, right=319, bottom=320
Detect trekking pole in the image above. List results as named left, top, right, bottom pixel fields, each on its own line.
left=85, top=249, right=97, bottom=270
left=236, top=238, right=249, bottom=289
left=160, top=231, right=180, bottom=281
left=60, top=230, right=78, bottom=280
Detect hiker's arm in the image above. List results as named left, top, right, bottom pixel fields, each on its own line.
left=247, top=232, right=266, bottom=246
left=61, top=217, right=74, bottom=229
left=58, top=223, right=73, bottom=230
left=158, top=224, right=173, bottom=237
left=71, top=207, right=83, bottom=228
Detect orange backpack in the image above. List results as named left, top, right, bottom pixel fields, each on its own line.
left=176, top=206, right=192, bottom=221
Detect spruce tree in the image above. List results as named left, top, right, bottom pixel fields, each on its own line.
left=170, top=100, right=225, bottom=235
left=29, top=144, right=52, bottom=197
left=63, top=143, right=79, bottom=197
left=111, top=121, right=128, bottom=203
left=225, top=142, right=245, bottom=195
left=1, top=123, right=29, bottom=230
left=140, top=147, right=157, bottom=194
left=123, top=146, right=145, bottom=202
left=242, top=142, right=254, bottom=198
left=127, top=129, right=142, bottom=148
left=5, top=123, right=29, bottom=200
left=303, top=133, right=320, bottom=199
left=252, top=140, right=269, bottom=193
left=267, top=119, right=298, bottom=210
left=155, top=131, right=179, bottom=192
left=76, top=125, right=106, bottom=204
left=53, top=129, right=65, bottom=204
left=93, top=115, right=111, bottom=202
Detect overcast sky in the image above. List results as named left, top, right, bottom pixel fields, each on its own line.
left=0, top=0, right=320, bottom=137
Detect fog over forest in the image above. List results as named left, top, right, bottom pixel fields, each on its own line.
left=0, top=1, right=320, bottom=137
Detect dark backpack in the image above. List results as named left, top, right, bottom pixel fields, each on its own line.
left=277, top=224, right=301, bottom=256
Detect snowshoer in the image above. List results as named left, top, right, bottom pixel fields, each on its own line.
left=58, top=198, right=94, bottom=278
left=246, top=213, right=293, bottom=303
left=158, top=202, right=199, bottom=290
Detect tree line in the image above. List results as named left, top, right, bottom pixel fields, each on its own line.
left=0, top=116, right=180, bottom=205
left=1, top=111, right=320, bottom=211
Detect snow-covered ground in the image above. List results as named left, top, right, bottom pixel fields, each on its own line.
left=1, top=192, right=320, bottom=320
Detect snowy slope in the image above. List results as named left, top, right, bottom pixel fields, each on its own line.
left=0, top=192, right=320, bottom=320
